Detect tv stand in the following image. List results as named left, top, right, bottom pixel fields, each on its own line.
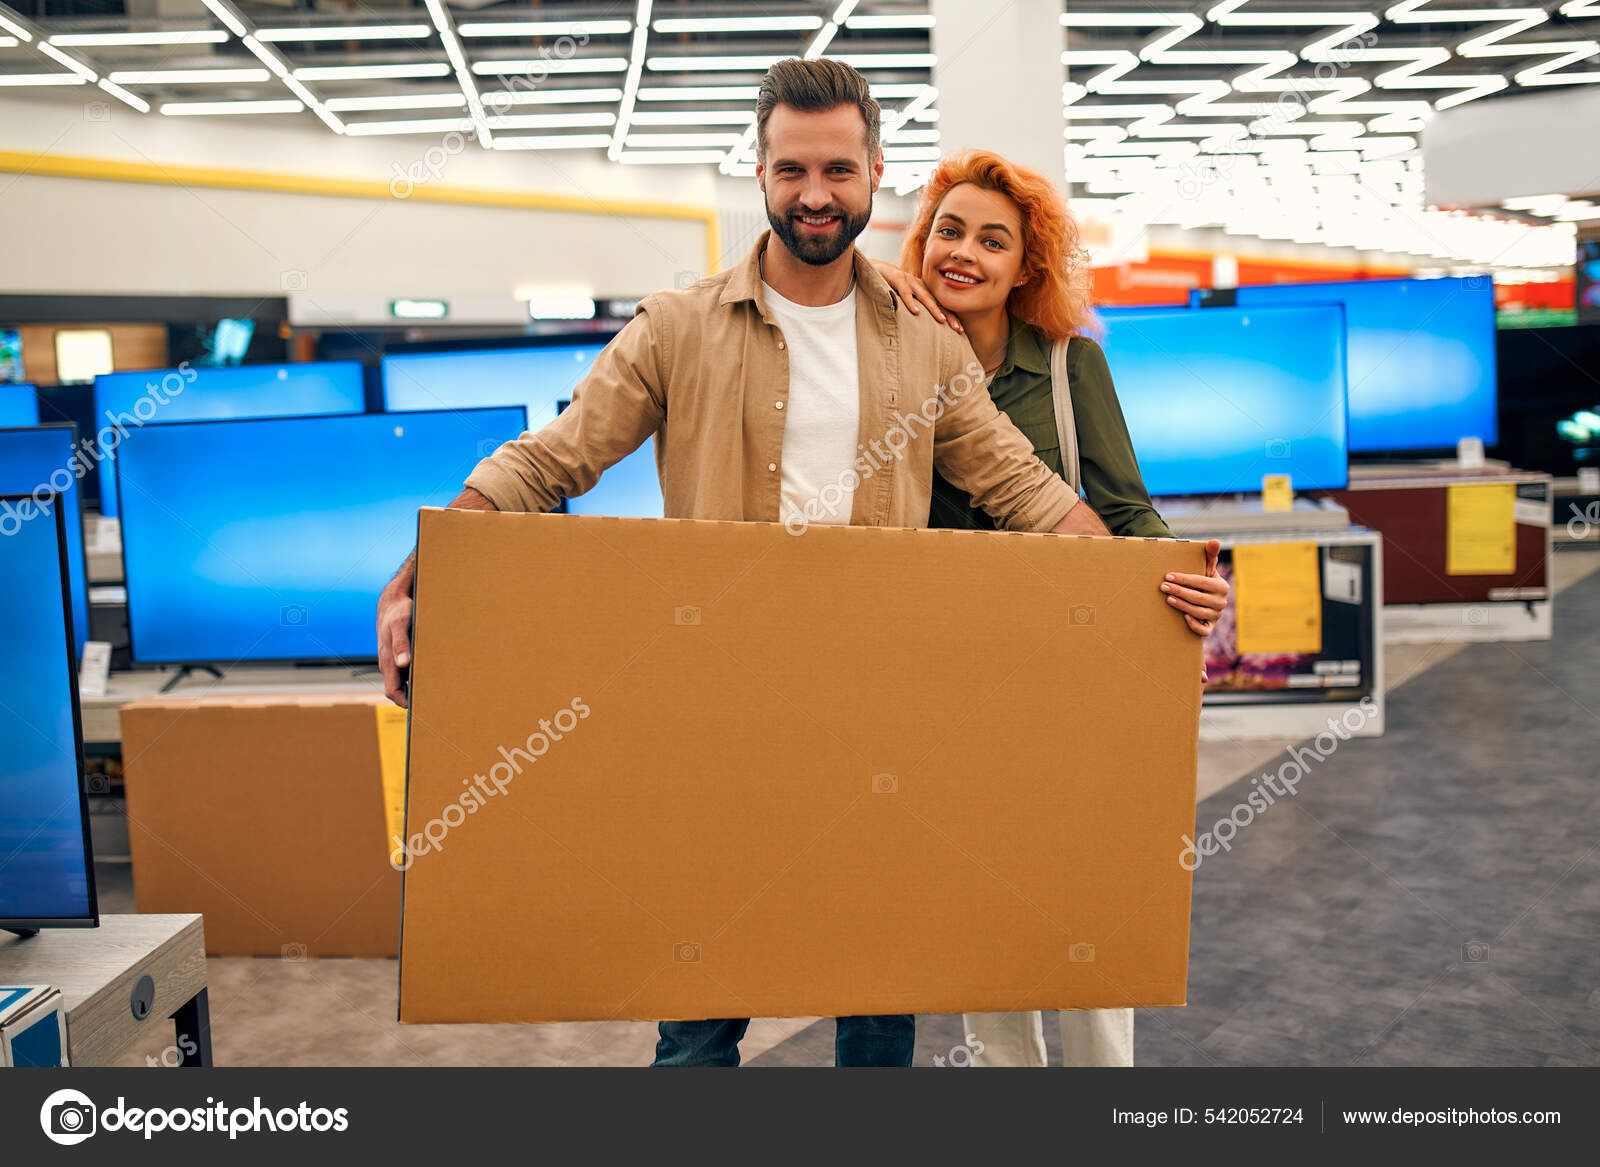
left=3, top=927, right=39, bottom=940
left=159, top=665, right=223, bottom=693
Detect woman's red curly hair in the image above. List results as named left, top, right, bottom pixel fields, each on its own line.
left=900, top=149, right=1097, bottom=342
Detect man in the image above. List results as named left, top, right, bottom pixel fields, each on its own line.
left=377, top=58, right=1209, bottom=1067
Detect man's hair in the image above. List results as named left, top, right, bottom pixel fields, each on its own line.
left=755, top=57, right=881, bottom=161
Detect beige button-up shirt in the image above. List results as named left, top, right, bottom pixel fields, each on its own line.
left=466, top=233, right=1079, bottom=533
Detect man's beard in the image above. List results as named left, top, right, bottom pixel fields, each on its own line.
left=765, top=195, right=873, bottom=267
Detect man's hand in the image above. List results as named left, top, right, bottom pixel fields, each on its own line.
left=377, top=486, right=496, bottom=707
left=1049, top=498, right=1111, bottom=536
left=378, top=576, right=414, bottom=707
left=1163, top=539, right=1229, bottom=637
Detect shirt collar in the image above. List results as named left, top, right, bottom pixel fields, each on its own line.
left=721, top=230, right=897, bottom=321
left=997, top=315, right=1051, bottom=379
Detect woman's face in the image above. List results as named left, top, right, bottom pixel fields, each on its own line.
left=919, top=182, right=1029, bottom=314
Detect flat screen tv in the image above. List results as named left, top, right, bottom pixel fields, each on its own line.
left=1198, top=275, right=1497, bottom=453
left=0, top=382, right=38, bottom=428
left=382, top=343, right=606, bottom=435
left=92, top=361, right=365, bottom=518
left=0, top=493, right=97, bottom=931
left=1094, top=304, right=1349, bottom=496
left=0, top=424, right=91, bottom=659
left=115, top=406, right=528, bottom=665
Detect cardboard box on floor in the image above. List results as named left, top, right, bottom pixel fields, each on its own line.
left=120, top=695, right=405, bottom=958
left=399, top=510, right=1205, bottom=1024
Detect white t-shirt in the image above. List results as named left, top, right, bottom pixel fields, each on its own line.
left=762, top=281, right=861, bottom=527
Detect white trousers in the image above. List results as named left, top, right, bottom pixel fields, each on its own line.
left=962, top=1009, right=1134, bottom=1067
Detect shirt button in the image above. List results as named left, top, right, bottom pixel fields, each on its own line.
left=775, top=401, right=784, bottom=410
left=767, top=462, right=778, bottom=472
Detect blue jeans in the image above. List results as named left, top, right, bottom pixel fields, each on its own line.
left=653, top=1015, right=916, bottom=1067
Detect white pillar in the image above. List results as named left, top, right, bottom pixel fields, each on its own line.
left=930, top=0, right=1065, bottom=182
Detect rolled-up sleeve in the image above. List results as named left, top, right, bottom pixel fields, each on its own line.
left=465, top=300, right=669, bottom=514
left=931, top=331, right=1078, bottom=533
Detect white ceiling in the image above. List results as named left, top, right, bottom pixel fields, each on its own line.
left=2, top=1, right=1596, bottom=265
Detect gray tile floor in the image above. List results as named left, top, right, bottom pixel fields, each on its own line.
left=93, top=550, right=1600, bottom=1067
left=759, top=560, right=1600, bottom=1067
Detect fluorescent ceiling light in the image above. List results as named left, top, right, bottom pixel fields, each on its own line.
left=459, top=20, right=632, bottom=38
left=199, top=0, right=247, bottom=38
left=254, top=25, right=432, bottom=42
left=343, top=117, right=474, bottom=136
left=0, top=73, right=87, bottom=85
left=624, top=131, right=740, bottom=147
left=846, top=14, right=935, bottom=29
left=50, top=30, right=229, bottom=46
left=325, top=93, right=466, bottom=111
left=242, top=35, right=289, bottom=78
left=492, top=133, right=614, bottom=150
left=645, top=55, right=783, bottom=71
left=653, top=16, right=822, bottom=33
left=480, top=86, right=623, bottom=105
left=470, top=57, right=629, bottom=75
left=0, top=36, right=14, bottom=47
left=491, top=111, right=616, bottom=129
left=292, top=63, right=452, bottom=80
left=109, top=68, right=270, bottom=83
left=609, top=0, right=651, bottom=161
left=526, top=292, right=596, bottom=320
left=98, top=77, right=150, bottom=112
left=161, top=99, right=305, bottom=115
left=617, top=150, right=728, bottom=164
left=629, top=110, right=753, bottom=125
left=37, top=42, right=97, bottom=81
left=0, top=12, right=32, bottom=41
left=834, top=53, right=934, bottom=69
left=637, top=85, right=757, bottom=101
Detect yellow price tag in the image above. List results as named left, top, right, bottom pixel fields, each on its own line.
left=1233, top=541, right=1322, bottom=655
left=1446, top=483, right=1515, bottom=575
left=1261, top=474, right=1293, bottom=512
left=374, top=704, right=410, bottom=863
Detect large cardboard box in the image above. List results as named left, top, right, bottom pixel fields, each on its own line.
left=399, top=511, right=1204, bottom=1024
left=120, top=695, right=403, bottom=958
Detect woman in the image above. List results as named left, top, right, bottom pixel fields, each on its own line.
left=875, top=150, right=1230, bottom=1067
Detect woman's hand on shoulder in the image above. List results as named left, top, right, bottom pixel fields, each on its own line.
left=869, top=259, right=963, bottom=333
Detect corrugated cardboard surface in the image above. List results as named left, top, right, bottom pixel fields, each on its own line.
left=120, top=695, right=401, bottom=957
left=400, top=510, right=1204, bottom=1024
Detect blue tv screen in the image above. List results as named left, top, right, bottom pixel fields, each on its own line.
left=0, top=382, right=39, bottom=427
left=1095, top=305, right=1349, bottom=496
left=0, top=425, right=90, bottom=658
left=382, top=344, right=606, bottom=434
left=116, top=406, right=528, bottom=664
left=0, top=494, right=96, bottom=927
left=93, top=361, right=365, bottom=518
left=1217, top=276, right=1497, bottom=452
left=554, top=399, right=664, bottom=518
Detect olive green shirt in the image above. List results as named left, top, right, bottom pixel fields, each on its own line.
left=929, top=316, right=1173, bottom=538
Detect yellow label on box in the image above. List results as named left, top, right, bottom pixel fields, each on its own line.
left=374, top=704, right=410, bottom=860
left=1233, top=541, right=1322, bottom=655
left=1261, top=474, right=1293, bottom=512
left=1446, top=483, right=1515, bottom=575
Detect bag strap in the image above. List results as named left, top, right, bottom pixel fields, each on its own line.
left=1049, top=337, right=1082, bottom=497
